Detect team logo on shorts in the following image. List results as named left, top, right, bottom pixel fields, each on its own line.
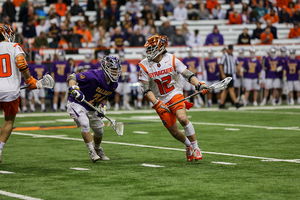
left=80, top=74, right=85, bottom=79
left=162, top=120, right=167, bottom=126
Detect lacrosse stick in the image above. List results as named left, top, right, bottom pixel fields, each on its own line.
left=82, top=99, right=124, bottom=136
left=21, top=74, right=55, bottom=90
left=168, top=77, right=232, bottom=108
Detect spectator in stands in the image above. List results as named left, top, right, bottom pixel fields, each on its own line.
left=225, top=1, right=235, bottom=19
left=249, top=7, right=259, bottom=23
left=187, top=3, right=199, bottom=20
left=198, top=2, right=210, bottom=20
left=248, top=0, right=258, bottom=9
left=94, top=39, right=110, bottom=58
left=142, top=4, right=152, bottom=20
left=155, top=4, right=168, bottom=20
left=193, top=0, right=201, bottom=9
left=48, top=18, right=61, bottom=40
left=252, top=21, right=264, bottom=39
left=260, top=27, right=274, bottom=44
left=263, top=9, right=279, bottom=24
left=207, top=0, right=219, bottom=14
left=146, top=26, right=157, bottom=39
left=76, top=24, right=92, bottom=45
left=59, top=35, right=69, bottom=49
left=35, top=19, right=48, bottom=36
left=292, top=8, right=300, bottom=23
left=33, top=31, right=49, bottom=49
left=130, top=28, right=146, bottom=46
left=280, top=5, right=291, bottom=23
left=287, top=2, right=295, bottom=17
left=265, top=19, right=278, bottom=38
left=70, top=0, right=84, bottom=16
left=13, top=0, right=25, bottom=7
left=277, top=0, right=290, bottom=9
left=237, top=28, right=251, bottom=44
left=205, top=25, right=224, bottom=45
left=226, top=0, right=241, bottom=4
left=181, top=22, right=190, bottom=41
left=255, top=0, right=268, bottom=19
left=170, top=28, right=186, bottom=46
left=121, top=13, right=133, bottom=30
left=126, top=0, right=140, bottom=15
left=241, top=10, right=250, bottom=24
left=164, top=0, right=174, bottom=16
left=21, top=3, right=35, bottom=24
left=96, top=1, right=106, bottom=26
left=68, top=28, right=86, bottom=49
left=289, top=23, right=300, bottom=38
left=228, top=10, right=242, bottom=24
left=173, top=1, right=188, bottom=21
left=110, top=27, right=127, bottom=50
left=22, top=16, right=37, bottom=39
left=187, top=29, right=203, bottom=47
left=159, top=19, right=174, bottom=39
left=2, top=0, right=17, bottom=23
left=49, top=37, right=59, bottom=48
left=213, top=4, right=225, bottom=19
left=106, top=1, right=120, bottom=21
left=54, top=0, right=67, bottom=17
left=143, top=0, right=157, bottom=14
left=78, top=53, right=94, bottom=71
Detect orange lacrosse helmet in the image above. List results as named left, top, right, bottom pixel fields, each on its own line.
left=0, top=23, right=15, bottom=43
left=144, top=35, right=168, bottom=61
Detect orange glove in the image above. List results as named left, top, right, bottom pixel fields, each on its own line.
left=25, top=76, right=38, bottom=90
left=196, top=82, right=211, bottom=95
left=152, top=99, right=170, bottom=115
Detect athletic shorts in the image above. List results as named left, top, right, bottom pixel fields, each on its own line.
left=234, top=78, right=242, bottom=88
left=115, top=82, right=131, bottom=94
left=29, top=89, right=46, bottom=99
left=265, top=78, right=281, bottom=89
left=20, top=89, right=26, bottom=98
left=221, top=74, right=234, bottom=88
left=287, top=81, right=300, bottom=91
left=54, top=82, right=68, bottom=92
left=0, top=97, right=20, bottom=116
left=157, top=94, right=185, bottom=128
left=243, top=78, right=260, bottom=91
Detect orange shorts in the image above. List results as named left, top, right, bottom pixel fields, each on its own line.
left=0, top=97, right=20, bottom=116
left=157, top=94, right=185, bottom=128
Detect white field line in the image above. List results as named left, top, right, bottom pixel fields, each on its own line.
left=225, top=128, right=240, bottom=131
left=141, top=163, right=165, bottom=168
left=70, top=168, right=90, bottom=171
left=0, top=190, right=42, bottom=200
left=211, top=161, right=236, bottom=165
left=11, top=132, right=300, bottom=164
left=133, top=131, right=148, bottom=134
left=0, top=171, right=15, bottom=174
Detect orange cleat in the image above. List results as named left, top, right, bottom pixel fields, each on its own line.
left=194, top=149, right=203, bottom=161
left=186, top=146, right=194, bottom=162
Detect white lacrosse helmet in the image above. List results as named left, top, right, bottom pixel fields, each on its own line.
left=289, top=49, right=296, bottom=60
left=101, top=55, right=122, bottom=82
left=238, top=48, right=244, bottom=58
left=119, top=51, right=125, bottom=62
left=270, top=47, right=277, bottom=59
left=35, top=54, right=43, bottom=65
left=97, top=52, right=104, bottom=62
left=84, top=53, right=92, bottom=63
left=207, top=49, right=214, bottom=59
left=280, top=46, right=287, bottom=57
left=144, top=35, right=168, bottom=62
left=57, top=50, right=65, bottom=61
left=186, top=46, right=192, bottom=57
left=250, top=48, right=256, bottom=58
left=0, top=23, right=15, bottom=43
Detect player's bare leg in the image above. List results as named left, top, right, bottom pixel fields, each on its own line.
left=60, top=92, right=66, bottom=111
left=219, top=88, right=228, bottom=108
left=41, top=98, right=46, bottom=112
left=289, top=91, right=294, bottom=105
left=114, top=93, right=120, bottom=111
left=30, top=97, right=35, bottom=112
left=272, top=88, right=277, bottom=106
left=0, top=115, right=16, bottom=163
left=261, top=88, right=269, bottom=106
left=53, top=91, right=60, bottom=111
left=207, top=92, right=213, bottom=107
left=278, top=88, right=282, bottom=105
left=82, top=131, right=100, bottom=162
left=253, top=90, right=258, bottom=106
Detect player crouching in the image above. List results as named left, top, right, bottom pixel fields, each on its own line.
left=139, top=35, right=211, bottom=161
left=66, top=56, right=121, bottom=162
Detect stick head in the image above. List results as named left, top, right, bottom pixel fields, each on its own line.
left=110, top=120, right=124, bottom=136
left=36, top=74, right=55, bottom=89
left=210, top=77, right=232, bottom=90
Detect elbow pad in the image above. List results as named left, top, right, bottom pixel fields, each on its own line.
left=16, top=54, right=29, bottom=72
left=66, top=73, right=77, bottom=84
left=182, top=70, right=196, bottom=83
left=141, top=82, right=151, bottom=96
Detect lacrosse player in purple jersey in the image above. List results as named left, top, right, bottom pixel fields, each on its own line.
left=283, top=49, right=300, bottom=105
left=77, top=53, right=95, bottom=72
left=261, top=47, right=283, bottom=106
left=235, top=48, right=247, bottom=102
left=277, top=46, right=289, bottom=105
left=243, top=48, right=262, bottom=106
left=182, top=47, right=202, bottom=108
left=51, top=50, right=71, bottom=111
left=29, top=54, right=49, bottom=112
left=67, top=56, right=121, bottom=162
left=114, top=51, right=132, bottom=110
left=204, top=49, right=221, bottom=107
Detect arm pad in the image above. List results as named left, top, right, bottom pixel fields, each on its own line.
left=66, top=73, right=77, bottom=84
left=141, top=81, right=152, bottom=96
left=16, top=54, right=28, bottom=72
left=182, top=69, right=196, bottom=83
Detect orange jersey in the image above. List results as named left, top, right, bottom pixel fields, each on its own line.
left=206, top=0, right=219, bottom=13
left=13, top=0, right=25, bottom=7
left=263, top=14, right=279, bottom=24
left=228, top=13, right=242, bottom=24
left=76, top=29, right=92, bottom=43
left=55, top=3, right=68, bottom=17
left=289, top=28, right=300, bottom=38
left=277, top=0, right=292, bottom=8
left=260, top=32, right=274, bottom=44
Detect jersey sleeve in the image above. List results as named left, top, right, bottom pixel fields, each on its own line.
left=138, top=63, right=149, bottom=82
left=14, top=43, right=25, bottom=59
left=175, top=57, right=187, bottom=74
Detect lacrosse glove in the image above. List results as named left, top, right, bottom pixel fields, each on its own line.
left=195, top=82, right=210, bottom=95
left=152, top=99, right=170, bottom=115
left=282, top=76, right=287, bottom=83
left=97, top=105, right=106, bottom=119
left=69, top=85, right=85, bottom=102
left=25, top=76, right=38, bottom=90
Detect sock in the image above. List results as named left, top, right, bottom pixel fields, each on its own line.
left=137, top=101, right=142, bottom=108
left=0, top=142, right=5, bottom=154
left=94, top=143, right=101, bottom=150
left=183, top=137, right=191, bottom=147
left=86, top=142, right=94, bottom=151
left=30, top=103, right=35, bottom=111
left=191, top=140, right=199, bottom=151
left=60, top=102, right=65, bottom=110
left=217, top=99, right=221, bottom=104
left=22, top=106, right=27, bottom=111
left=41, top=103, right=45, bottom=110
left=53, top=103, right=57, bottom=110
left=208, top=99, right=212, bottom=104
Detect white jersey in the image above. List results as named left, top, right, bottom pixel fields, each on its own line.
left=139, top=53, right=187, bottom=103
left=0, top=42, right=25, bottom=102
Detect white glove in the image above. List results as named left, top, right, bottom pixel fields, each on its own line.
left=195, top=82, right=211, bottom=91
left=277, top=66, right=282, bottom=72
left=97, top=105, right=106, bottom=118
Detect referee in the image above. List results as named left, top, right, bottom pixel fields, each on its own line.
left=219, top=44, right=243, bottom=109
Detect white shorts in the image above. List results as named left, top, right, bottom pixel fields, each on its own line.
left=234, top=78, right=242, bottom=88
left=67, top=101, right=104, bottom=129
left=20, top=89, right=26, bottom=98
left=29, top=89, right=46, bottom=99
left=115, top=82, right=131, bottom=94
left=287, top=81, right=300, bottom=92
left=243, top=78, right=260, bottom=91
left=54, top=82, right=68, bottom=93
left=206, top=80, right=221, bottom=93
left=265, top=78, right=281, bottom=89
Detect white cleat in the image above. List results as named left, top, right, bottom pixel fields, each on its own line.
left=193, top=102, right=200, bottom=108
left=253, top=101, right=258, bottom=106
left=260, top=99, right=266, bottom=106
left=272, top=99, right=277, bottom=106
left=114, top=103, right=119, bottom=111
left=290, top=98, right=295, bottom=105
left=125, top=103, right=133, bottom=110
left=277, top=98, right=282, bottom=106
left=89, top=149, right=101, bottom=162
left=95, top=147, right=110, bottom=160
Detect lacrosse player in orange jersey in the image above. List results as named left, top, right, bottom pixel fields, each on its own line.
left=139, top=35, right=211, bottom=161
left=0, top=24, right=40, bottom=163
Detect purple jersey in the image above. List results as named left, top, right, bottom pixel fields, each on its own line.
left=69, top=70, right=118, bottom=111
left=237, top=57, right=247, bottom=77
left=264, top=56, right=282, bottom=79
left=30, top=64, right=48, bottom=80
left=52, top=60, right=70, bottom=82
left=93, top=62, right=102, bottom=70
left=284, top=58, right=300, bottom=81
left=77, top=61, right=94, bottom=71
left=204, top=58, right=219, bottom=81
left=110, top=34, right=126, bottom=47
left=119, top=61, right=131, bottom=82
left=244, top=58, right=262, bottom=79
left=182, top=57, right=199, bottom=74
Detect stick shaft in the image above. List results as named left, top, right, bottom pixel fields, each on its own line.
left=168, top=90, right=202, bottom=108
left=82, top=99, right=113, bottom=124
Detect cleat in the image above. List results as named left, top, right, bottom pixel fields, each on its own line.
left=186, top=146, right=193, bottom=162
left=194, top=149, right=203, bottom=161
left=53, top=109, right=57, bottom=112
left=95, top=147, right=110, bottom=160
left=219, top=104, right=228, bottom=109
left=272, top=99, right=277, bottom=106
left=89, top=149, right=101, bottom=162
left=260, top=99, right=266, bottom=106
left=235, top=102, right=243, bottom=109
left=43, top=109, right=47, bottom=112
left=253, top=101, right=258, bottom=106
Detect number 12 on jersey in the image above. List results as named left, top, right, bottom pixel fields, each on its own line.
left=154, top=75, right=174, bottom=95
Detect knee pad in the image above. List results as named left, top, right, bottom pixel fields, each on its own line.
left=93, top=127, right=104, bottom=138
left=79, top=115, right=90, bottom=133
left=184, top=122, right=195, bottom=136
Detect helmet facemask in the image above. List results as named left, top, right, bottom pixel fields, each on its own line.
left=0, top=24, right=15, bottom=43
left=144, top=35, right=168, bottom=62
left=101, top=56, right=122, bottom=82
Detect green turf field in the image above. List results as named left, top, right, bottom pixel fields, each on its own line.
left=1, top=106, right=300, bottom=200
